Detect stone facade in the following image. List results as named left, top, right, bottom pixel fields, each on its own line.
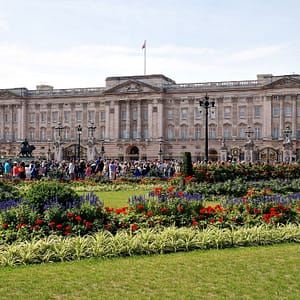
left=0, top=73, right=300, bottom=162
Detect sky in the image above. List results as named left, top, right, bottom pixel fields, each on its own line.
left=0, top=0, right=300, bottom=89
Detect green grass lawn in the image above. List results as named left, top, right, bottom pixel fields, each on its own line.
left=1, top=243, right=299, bottom=299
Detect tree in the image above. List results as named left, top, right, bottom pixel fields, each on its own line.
left=182, top=152, right=193, bottom=177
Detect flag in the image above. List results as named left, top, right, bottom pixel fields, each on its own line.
left=142, top=40, right=146, bottom=49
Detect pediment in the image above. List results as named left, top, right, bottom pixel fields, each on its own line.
left=0, top=90, right=19, bottom=98
left=264, top=77, right=300, bottom=89
left=104, top=80, right=161, bottom=94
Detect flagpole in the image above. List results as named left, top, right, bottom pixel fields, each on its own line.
left=142, top=40, right=146, bottom=75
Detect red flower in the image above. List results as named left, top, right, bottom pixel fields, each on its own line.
left=85, top=221, right=92, bottom=228
left=147, top=211, right=153, bottom=217
left=161, top=207, right=167, bottom=213
left=105, top=207, right=114, bottom=212
left=131, top=224, right=138, bottom=231
left=65, top=225, right=71, bottom=231
left=209, top=219, right=215, bottom=223
left=192, top=221, right=198, bottom=226
left=105, top=223, right=111, bottom=229
left=2, top=223, right=8, bottom=228
left=16, top=223, right=26, bottom=229
left=32, top=225, right=39, bottom=230
left=56, top=224, right=63, bottom=230
left=137, top=204, right=144, bottom=211
left=154, top=187, right=163, bottom=195
left=49, top=221, right=56, bottom=227
left=35, top=219, right=43, bottom=225
left=67, top=213, right=74, bottom=218
left=75, top=215, right=82, bottom=222
left=177, top=205, right=184, bottom=212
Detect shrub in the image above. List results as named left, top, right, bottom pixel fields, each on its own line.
left=181, top=152, right=193, bottom=177
left=20, top=180, right=81, bottom=213
left=0, top=180, right=21, bottom=203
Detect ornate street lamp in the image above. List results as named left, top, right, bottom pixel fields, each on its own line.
left=199, top=94, right=215, bottom=162
left=88, top=121, right=96, bottom=139
left=55, top=122, right=64, bottom=140
left=77, top=125, right=82, bottom=161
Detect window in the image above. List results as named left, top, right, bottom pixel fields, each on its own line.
left=195, top=108, right=201, bottom=119
left=120, top=126, right=126, bottom=139
left=41, top=112, right=46, bottom=123
left=254, top=127, right=261, bottom=139
left=297, top=129, right=300, bottom=139
left=52, top=111, right=58, bottom=122
left=143, top=110, right=148, bottom=121
left=13, top=113, right=18, bottom=123
left=195, top=125, right=201, bottom=140
left=209, top=127, right=216, bottom=139
left=297, top=106, right=300, bottom=117
left=40, top=129, right=46, bottom=141
left=285, top=106, right=292, bottom=117
left=29, top=113, right=35, bottom=123
left=273, top=127, right=279, bottom=139
left=254, top=107, right=261, bottom=118
left=167, top=126, right=174, bottom=140
left=29, top=130, right=35, bottom=141
left=239, top=107, right=246, bottom=119
left=64, top=129, right=70, bottom=140
left=224, top=127, right=231, bottom=139
left=224, top=107, right=231, bottom=119
left=181, top=108, right=187, bottom=120
left=5, top=114, right=9, bottom=123
left=76, top=111, right=82, bottom=122
left=132, top=108, right=137, bottom=121
left=168, top=110, right=173, bottom=120
left=100, top=111, right=106, bottom=121
left=64, top=111, right=70, bottom=123
left=239, top=127, right=245, bottom=139
left=181, top=125, right=188, bottom=140
left=143, top=127, right=148, bottom=139
left=13, top=131, right=18, bottom=141
left=88, top=111, right=95, bottom=122
left=5, top=131, right=9, bottom=141
left=273, top=106, right=280, bottom=117
left=121, top=110, right=126, bottom=121
left=132, top=125, right=137, bottom=139
left=100, top=126, right=105, bottom=139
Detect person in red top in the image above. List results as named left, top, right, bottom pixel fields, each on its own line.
left=18, top=161, right=26, bottom=180
left=12, top=161, right=20, bottom=178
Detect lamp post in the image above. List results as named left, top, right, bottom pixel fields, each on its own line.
left=283, top=126, right=292, bottom=142
left=100, top=139, right=105, bottom=160
left=88, top=121, right=96, bottom=139
left=77, top=125, right=82, bottom=161
left=47, top=139, right=51, bottom=161
left=55, top=122, right=64, bottom=140
left=158, top=139, right=163, bottom=161
left=199, top=94, right=215, bottom=162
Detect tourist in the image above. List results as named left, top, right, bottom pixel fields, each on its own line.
left=4, top=159, right=12, bottom=178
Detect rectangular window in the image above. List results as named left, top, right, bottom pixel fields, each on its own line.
left=132, top=108, right=137, bottom=121
left=121, top=111, right=126, bottom=121
left=254, top=107, right=261, bottom=118
left=224, top=108, right=231, bottom=119
left=273, top=106, right=280, bottom=117
left=5, top=114, right=9, bottom=123
left=273, top=127, right=279, bottom=139
left=52, top=111, right=58, bottom=123
left=254, top=127, right=261, bottom=139
left=195, top=108, right=201, bottom=119
left=285, top=106, right=292, bottom=117
left=41, top=112, right=46, bottom=123
left=143, top=127, right=148, bottom=139
left=40, top=130, right=46, bottom=141
left=13, top=131, right=18, bottom=141
left=224, top=127, right=231, bottom=139
left=88, top=111, right=95, bottom=122
left=168, top=127, right=174, bottom=140
left=100, top=111, right=106, bottom=121
left=29, top=113, right=35, bottom=123
left=209, top=127, right=216, bottom=139
left=239, top=128, right=245, bottom=139
left=64, top=111, right=70, bottom=123
left=76, top=111, right=82, bottom=122
left=168, top=110, right=173, bottom=120
left=297, top=129, right=300, bottom=139
left=143, top=110, right=148, bottom=121
left=181, top=108, right=187, bottom=120
left=29, top=131, right=35, bottom=141
left=13, top=113, right=18, bottom=123
left=195, top=127, right=201, bottom=139
left=239, top=107, right=246, bottom=119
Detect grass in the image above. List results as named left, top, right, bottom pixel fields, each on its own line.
left=0, top=243, right=299, bottom=299
left=96, top=189, right=151, bottom=208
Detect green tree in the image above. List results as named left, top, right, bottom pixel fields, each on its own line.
left=182, top=152, right=193, bottom=177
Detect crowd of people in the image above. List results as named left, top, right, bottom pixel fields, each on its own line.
left=0, top=158, right=182, bottom=180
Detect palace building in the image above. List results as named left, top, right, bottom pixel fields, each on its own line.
left=0, top=73, right=300, bottom=163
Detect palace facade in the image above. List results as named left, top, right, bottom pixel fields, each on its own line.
left=0, top=73, right=300, bottom=162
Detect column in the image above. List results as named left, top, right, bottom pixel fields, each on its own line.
left=137, top=101, right=142, bottom=139
left=263, top=96, right=272, bottom=139
left=148, top=101, right=153, bottom=139
left=157, top=99, right=163, bottom=138
left=105, top=101, right=110, bottom=140
left=126, top=101, right=130, bottom=139
left=114, top=101, right=120, bottom=140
